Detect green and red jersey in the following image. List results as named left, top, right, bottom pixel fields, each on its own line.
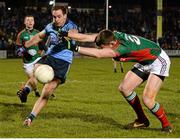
left=113, top=31, right=161, bottom=65
left=16, top=28, right=41, bottom=63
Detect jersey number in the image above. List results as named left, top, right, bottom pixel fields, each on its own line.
left=125, top=34, right=141, bottom=45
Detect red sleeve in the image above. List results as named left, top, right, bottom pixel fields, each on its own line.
left=16, top=30, right=23, bottom=46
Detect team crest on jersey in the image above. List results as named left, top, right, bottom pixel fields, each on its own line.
left=24, top=36, right=30, bottom=40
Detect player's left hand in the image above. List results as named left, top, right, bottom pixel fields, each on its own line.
left=68, top=44, right=79, bottom=52
left=57, top=29, right=68, bottom=37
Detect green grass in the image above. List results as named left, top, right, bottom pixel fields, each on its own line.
left=0, top=57, right=180, bottom=138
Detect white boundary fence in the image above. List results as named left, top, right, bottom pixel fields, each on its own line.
left=0, top=50, right=7, bottom=58
left=164, top=50, right=180, bottom=56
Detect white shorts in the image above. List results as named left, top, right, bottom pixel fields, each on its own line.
left=23, top=57, right=41, bottom=75
left=134, top=49, right=171, bottom=77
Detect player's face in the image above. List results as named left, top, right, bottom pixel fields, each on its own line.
left=24, top=17, right=34, bottom=30
left=52, top=9, right=67, bottom=27
left=101, top=40, right=117, bottom=49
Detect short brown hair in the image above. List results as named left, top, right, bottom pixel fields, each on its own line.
left=51, top=5, right=68, bottom=15
left=95, top=29, right=115, bottom=46
left=24, top=15, right=34, bottom=19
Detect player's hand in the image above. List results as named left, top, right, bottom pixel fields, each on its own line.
left=57, top=37, right=79, bottom=52
left=62, top=37, right=79, bottom=52
left=16, top=47, right=25, bottom=57
left=68, top=44, right=79, bottom=52
left=57, top=28, right=68, bottom=37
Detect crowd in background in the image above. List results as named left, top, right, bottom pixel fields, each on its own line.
left=0, top=5, right=179, bottom=52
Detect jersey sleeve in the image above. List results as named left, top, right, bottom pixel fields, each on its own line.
left=62, top=21, right=78, bottom=32
left=16, top=31, right=23, bottom=46
left=44, top=23, right=53, bottom=36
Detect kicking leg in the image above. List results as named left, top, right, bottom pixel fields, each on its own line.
left=24, top=79, right=60, bottom=126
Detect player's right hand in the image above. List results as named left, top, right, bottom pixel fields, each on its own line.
left=16, top=47, right=25, bottom=57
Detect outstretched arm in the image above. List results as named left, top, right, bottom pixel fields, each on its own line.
left=77, top=47, right=117, bottom=58
left=67, top=31, right=98, bottom=42
left=25, top=31, right=46, bottom=48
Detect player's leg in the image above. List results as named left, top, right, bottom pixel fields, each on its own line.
left=142, top=57, right=173, bottom=133
left=17, top=63, right=40, bottom=102
left=142, top=74, right=172, bottom=132
left=143, top=50, right=172, bottom=133
left=23, top=79, right=60, bottom=126
left=27, top=74, right=40, bottom=97
left=31, top=59, right=42, bottom=97
left=23, top=57, right=70, bottom=126
left=17, top=64, right=33, bottom=103
left=118, top=67, right=150, bottom=128
left=119, top=62, right=124, bottom=73
left=112, top=58, right=117, bottom=73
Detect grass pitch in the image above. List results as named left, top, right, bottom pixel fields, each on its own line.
left=0, top=57, right=180, bottom=137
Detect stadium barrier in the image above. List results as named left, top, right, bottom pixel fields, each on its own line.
left=164, top=50, right=180, bottom=56
left=0, top=50, right=7, bottom=58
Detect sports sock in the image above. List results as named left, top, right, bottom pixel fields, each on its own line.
left=28, top=112, right=36, bottom=121
left=23, top=85, right=31, bottom=94
left=126, top=91, right=148, bottom=122
left=150, top=102, right=170, bottom=128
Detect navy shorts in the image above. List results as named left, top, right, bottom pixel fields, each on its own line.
left=37, top=55, right=70, bottom=84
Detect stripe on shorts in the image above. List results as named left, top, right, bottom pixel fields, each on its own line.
left=158, top=56, right=167, bottom=75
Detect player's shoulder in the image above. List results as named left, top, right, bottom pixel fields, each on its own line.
left=18, top=29, right=26, bottom=34
left=66, top=19, right=77, bottom=28
left=44, top=22, right=54, bottom=34
left=113, top=31, right=125, bottom=40
left=113, top=30, right=123, bottom=35
left=17, top=29, right=26, bottom=37
left=45, top=22, right=54, bottom=29
left=67, top=19, right=76, bottom=24
left=33, top=28, right=40, bottom=33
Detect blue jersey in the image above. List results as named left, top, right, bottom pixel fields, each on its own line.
left=43, top=19, right=77, bottom=63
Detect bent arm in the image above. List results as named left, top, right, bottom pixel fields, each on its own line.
left=68, top=31, right=97, bottom=42
left=78, top=47, right=117, bottom=58
left=25, top=31, right=46, bottom=48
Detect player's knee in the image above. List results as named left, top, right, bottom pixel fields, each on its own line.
left=31, top=76, right=37, bottom=84
left=41, top=92, right=51, bottom=100
left=118, top=84, right=129, bottom=94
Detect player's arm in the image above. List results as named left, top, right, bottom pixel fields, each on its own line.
left=25, top=30, right=46, bottom=48
left=60, top=29, right=97, bottom=42
left=15, top=32, right=26, bottom=56
left=77, top=47, right=117, bottom=58
left=68, top=32, right=97, bottom=42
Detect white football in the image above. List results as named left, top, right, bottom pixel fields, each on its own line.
left=34, top=64, right=54, bottom=84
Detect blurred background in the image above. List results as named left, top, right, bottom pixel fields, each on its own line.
left=0, top=0, right=179, bottom=57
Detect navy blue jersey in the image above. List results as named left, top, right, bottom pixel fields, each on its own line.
left=43, top=19, right=77, bottom=63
